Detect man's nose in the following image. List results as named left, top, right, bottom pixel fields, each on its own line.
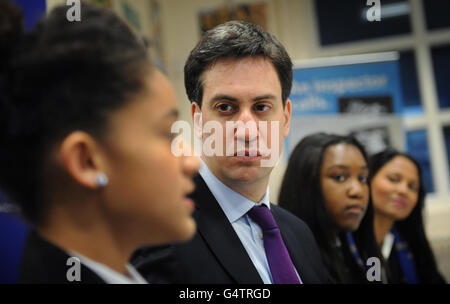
left=235, top=108, right=258, bottom=142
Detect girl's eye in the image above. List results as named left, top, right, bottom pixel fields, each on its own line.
left=332, top=175, right=346, bottom=182
left=409, top=183, right=419, bottom=192
left=388, top=176, right=400, bottom=183
left=359, top=176, right=368, bottom=184
left=167, top=132, right=177, bottom=141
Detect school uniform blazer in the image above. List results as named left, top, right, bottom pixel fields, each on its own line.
left=18, top=230, right=105, bottom=284
left=131, top=175, right=327, bottom=284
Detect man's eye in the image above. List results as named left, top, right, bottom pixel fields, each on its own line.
left=217, top=104, right=234, bottom=112
left=359, top=176, right=368, bottom=184
left=254, top=104, right=270, bottom=112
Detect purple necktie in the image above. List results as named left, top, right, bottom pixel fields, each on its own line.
left=247, top=205, right=301, bottom=284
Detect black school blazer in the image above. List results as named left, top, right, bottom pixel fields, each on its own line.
left=17, top=230, right=104, bottom=284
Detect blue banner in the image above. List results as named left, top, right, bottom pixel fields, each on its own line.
left=290, top=54, right=403, bottom=115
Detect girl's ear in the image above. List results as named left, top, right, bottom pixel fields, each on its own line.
left=59, top=131, right=106, bottom=189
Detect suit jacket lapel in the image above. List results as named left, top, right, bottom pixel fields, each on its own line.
left=191, top=175, right=263, bottom=284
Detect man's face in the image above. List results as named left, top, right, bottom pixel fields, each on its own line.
left=192, top=56, right=291, bottom=187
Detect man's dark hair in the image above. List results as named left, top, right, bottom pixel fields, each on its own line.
left=0, top=2, right=151, bottom=224
left=184, top=20, right=293, bottom=107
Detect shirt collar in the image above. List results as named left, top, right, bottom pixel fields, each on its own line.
left=69, top=251, right=148, bottom=284
left=199, top=160, right=270, bottom=223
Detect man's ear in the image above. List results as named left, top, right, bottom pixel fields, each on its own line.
left=282, top=99, right=292, bottom=138
left=58, top=131, right=105, bottom=189
left=191, top=102, right=202, bottom=139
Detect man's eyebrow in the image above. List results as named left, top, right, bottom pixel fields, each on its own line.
left=253, top=94, right=277, bottom=101
left=209, top=94, right=238, bottom=103
left=209, top=94, right=277, bottom=103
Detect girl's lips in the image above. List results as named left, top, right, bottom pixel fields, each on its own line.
left=184, top=197, right=195, bottom=212
left=345, top=205, right=365, bottom=216
left=392, top=199, right=406, bottom=207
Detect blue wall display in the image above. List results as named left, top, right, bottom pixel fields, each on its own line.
left=290, top=52, right=403, bottom=115
left=286, top=53, right=405, bottom=157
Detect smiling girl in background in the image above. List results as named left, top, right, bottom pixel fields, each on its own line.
left=370, top=149, right=445, bottom=284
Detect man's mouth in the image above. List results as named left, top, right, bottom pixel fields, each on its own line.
left=234, top=149, right=262, bottom=157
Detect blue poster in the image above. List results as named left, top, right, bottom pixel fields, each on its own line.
left=290, top=52, right=403, bottom=115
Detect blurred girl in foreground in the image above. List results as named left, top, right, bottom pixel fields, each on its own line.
left=0, top=2, right=199, bottom=283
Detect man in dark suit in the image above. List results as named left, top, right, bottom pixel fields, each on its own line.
left=132, top=20, right=326, bottom=284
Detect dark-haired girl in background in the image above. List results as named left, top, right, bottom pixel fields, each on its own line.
left=279, top=133, right=383, bottom=283
left=0, top=2, right=199, bottom=283
left=369, top=149, right=446, bottom=284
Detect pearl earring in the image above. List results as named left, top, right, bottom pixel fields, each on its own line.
left=96, top=173, right=109, bottom=187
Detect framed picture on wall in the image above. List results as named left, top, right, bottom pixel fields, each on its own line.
left=199, top=2, right=267, bottom=34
